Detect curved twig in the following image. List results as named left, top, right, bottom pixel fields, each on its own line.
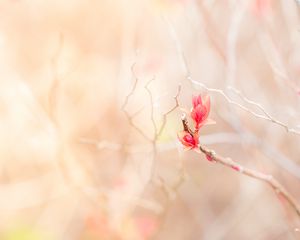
left=199, top=145, right=300, bottom=218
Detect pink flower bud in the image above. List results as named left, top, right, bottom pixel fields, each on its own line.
left=177, top=131, right=199, bottom=150
left=206, top=154, right=213, bottom=162
left=190, top=95, right=210, bottom=130
left=231, top=165, right=240, bottom=172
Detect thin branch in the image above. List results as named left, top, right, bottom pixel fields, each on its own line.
left=145, top=78, right=158, bottom=140
left=259, top=31, right=300, bottom=94
left=164, top=16, right=191, bottom=78
left=121, top=63, right=139, bottom=110
left=121, top=63, right=152, bottom=142
left=94, top=72, right=181, bottom=157
left=217, top=111, right=300, bottom=179
left=145, top=79, right=181, bottom=140
left=191, top=78, right=300, bottom=135
left=197, top=2, right=226, bottom=61
left=228, top=86, right=300, bottom=134
left=122, top=64, right=181, bottom=142
left=157, top=85, right=181, bottom=137
left=165, top=15, right=300, bottom=136
left=144, top=78, right=160, bottom=179
left=198, top=145, right=300, bottom=218
left=145, top=81, right=181, bottom=179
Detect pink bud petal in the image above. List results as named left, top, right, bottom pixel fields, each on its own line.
left=231, top=165, right=240, bottom=171
left=206, top=154, right=213, bottom=162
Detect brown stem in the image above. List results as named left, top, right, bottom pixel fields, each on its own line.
left=181, top=114, right=193, bottom=135
left=199, top=145, right=300, bottom=218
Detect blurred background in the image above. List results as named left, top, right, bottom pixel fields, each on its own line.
left=0, top=0, right=300, bottom=239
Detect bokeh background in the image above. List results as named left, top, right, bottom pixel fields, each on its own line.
left=0, top=0, right=300, bottom=239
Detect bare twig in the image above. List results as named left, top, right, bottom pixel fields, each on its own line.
left=85, top=80, right=181, bottom=157
left=145, top=78, right=158, bottom=140
left=143, top=78, right=159, bottom=179
left=228, top=86, right=300, bottom=134
left=122, top=64, right=182, bottom=142
left=145, top=79, right=181, bottom=140
left=259, top=31, right=300, bottom=94
left=191, top=78, right=300, bottom=135
left=197, top=3, right=226, bottom=61
left=198, top=145, right=300, bottom=218
left=122, top=62, right=182, bottom=180
left=165, top=14, right=300, bottom=136
left=157, top=85, right=181, bottom=137
left=121, top=63, right=139, bottom=110
left=121, top=63, right=152, bottom=141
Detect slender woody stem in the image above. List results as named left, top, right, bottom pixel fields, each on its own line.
left=199, top=145, right=300, bottom=218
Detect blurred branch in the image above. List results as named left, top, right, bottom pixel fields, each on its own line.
left=197, top=2, right=226, bottom=61
left=144, top=78, right=181, bottom=178
left=79, top=130, right=300, bottom=180
left=198, top=144, right=300, bottom=218
left=218, top=111, right=300, bottom=179
left=145, top=78, right=158, bottom=140
left=48, top=33, right=64, bottom=123
left=144, top=78, right=159, bottom=179
left=157, top=85, right=181, bottom=136
left=120, top=61, right=182, bottom=181
left=122, top=63, right=182, bottom=143
left=164, top=16, right=191, bottom=78
left=225, top=0, right=247, bottom=86
left=145, top=79, right=181, bottom=140
left=259, top=31, right=300, bottom=94
left=165, top=11, right=300, bottom=136
left=121, top=63, right=152, bottom=141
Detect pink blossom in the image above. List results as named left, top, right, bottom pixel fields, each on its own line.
left=191, top=95, right=210, bottom=130
left=177, top=131, right=199, bottom=150
left=206, top=154, right=213, bottom=162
